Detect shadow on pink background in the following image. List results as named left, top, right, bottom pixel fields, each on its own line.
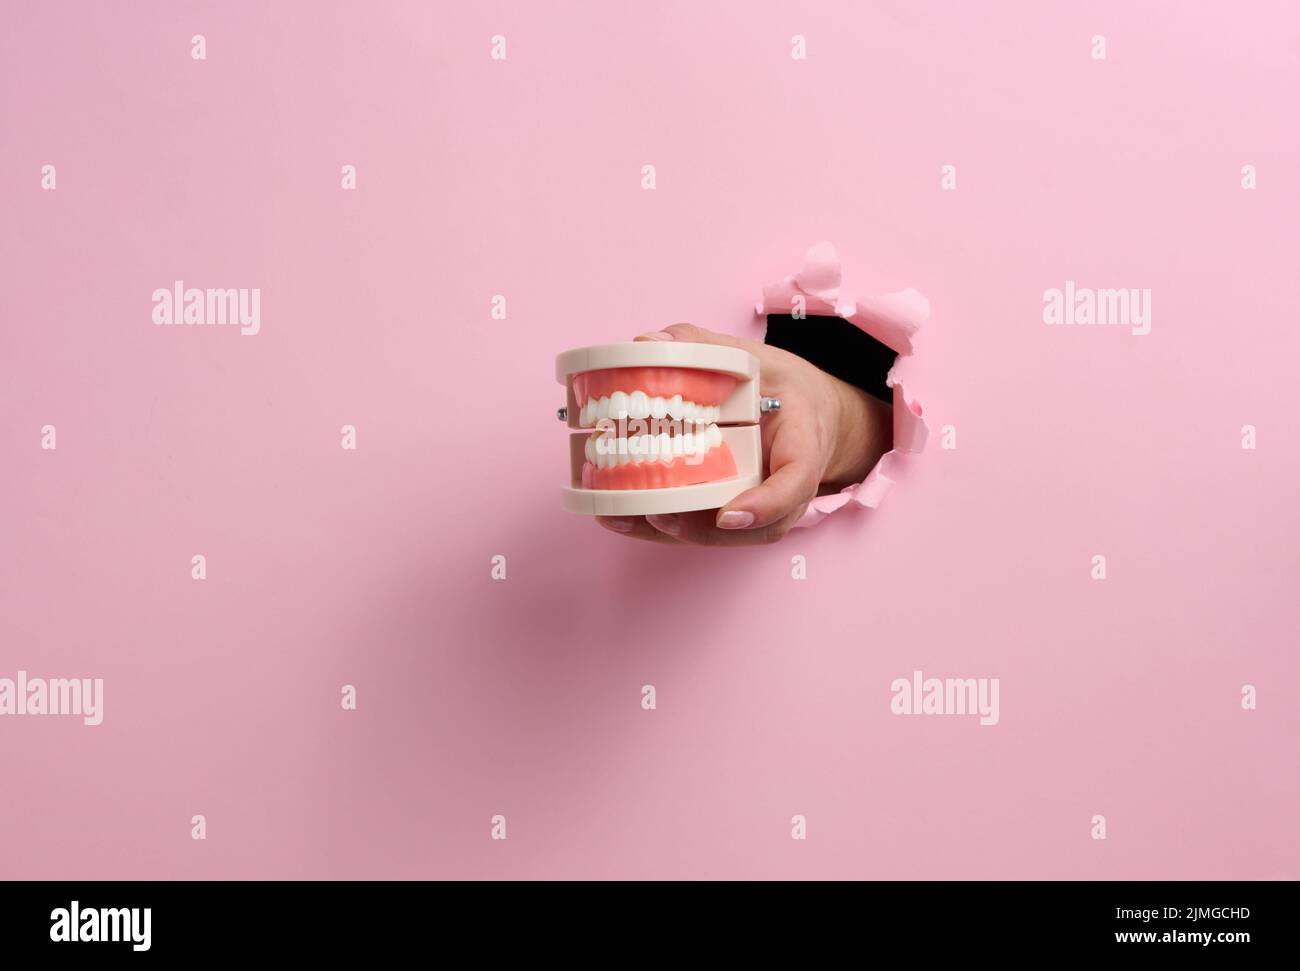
left=2, top=0, right=1297, bottom=879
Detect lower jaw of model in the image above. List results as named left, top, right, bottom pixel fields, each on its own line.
left=582, top=423, right=738, bottom=489
left=574, top=366, right=740, bottom=490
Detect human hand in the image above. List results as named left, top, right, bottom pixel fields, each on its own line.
left=596, top=323, right=891, bottom=545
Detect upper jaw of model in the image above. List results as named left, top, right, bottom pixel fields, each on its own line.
left=579, top=393, right=720, bottom=426
left=572, top=366, right=736, bottom=428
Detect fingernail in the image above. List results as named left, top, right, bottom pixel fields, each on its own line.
left=646, top=513, right=680, bottom=535
left=717, top=510, right=755, bottom=529
left=601, top=517, right=636, bottom=533
left=638, top=330, right=675, bottom=341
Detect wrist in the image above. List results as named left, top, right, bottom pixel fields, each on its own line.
left=825, top=380, right=891, bottom=488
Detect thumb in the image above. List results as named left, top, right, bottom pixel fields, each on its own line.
left=716, top=455, right=820, bottom=530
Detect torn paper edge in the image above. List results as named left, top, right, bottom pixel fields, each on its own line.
left=754, top=241, right=929, bottom=528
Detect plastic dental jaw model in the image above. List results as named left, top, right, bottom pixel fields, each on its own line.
left=556, top=341, right=765, bottom=516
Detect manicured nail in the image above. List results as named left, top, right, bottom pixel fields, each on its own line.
left=646, top=513, right=681, bottom=535
left=717, top=510, right=755, bottom=529
left=601, top=517, right=636, bottom=533
left=639, top=330, right=675, bottom=341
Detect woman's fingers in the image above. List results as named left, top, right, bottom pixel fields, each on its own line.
left=660, top=322, right=750, bottom=347
left=636, top=322, right=760, bottom=352
left=643, top=508, right=806, bottom=546
left=596, top=515, right=680, bottom=543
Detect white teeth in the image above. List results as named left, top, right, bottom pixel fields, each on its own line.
left=578, top=390, right=725, bottom=428
left=609, top=391, right=628, bottom=420
left=585, top=423, right=722, bottom=469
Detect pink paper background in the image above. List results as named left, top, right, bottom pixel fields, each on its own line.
left=2, top=1, right=1297, bottom=879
